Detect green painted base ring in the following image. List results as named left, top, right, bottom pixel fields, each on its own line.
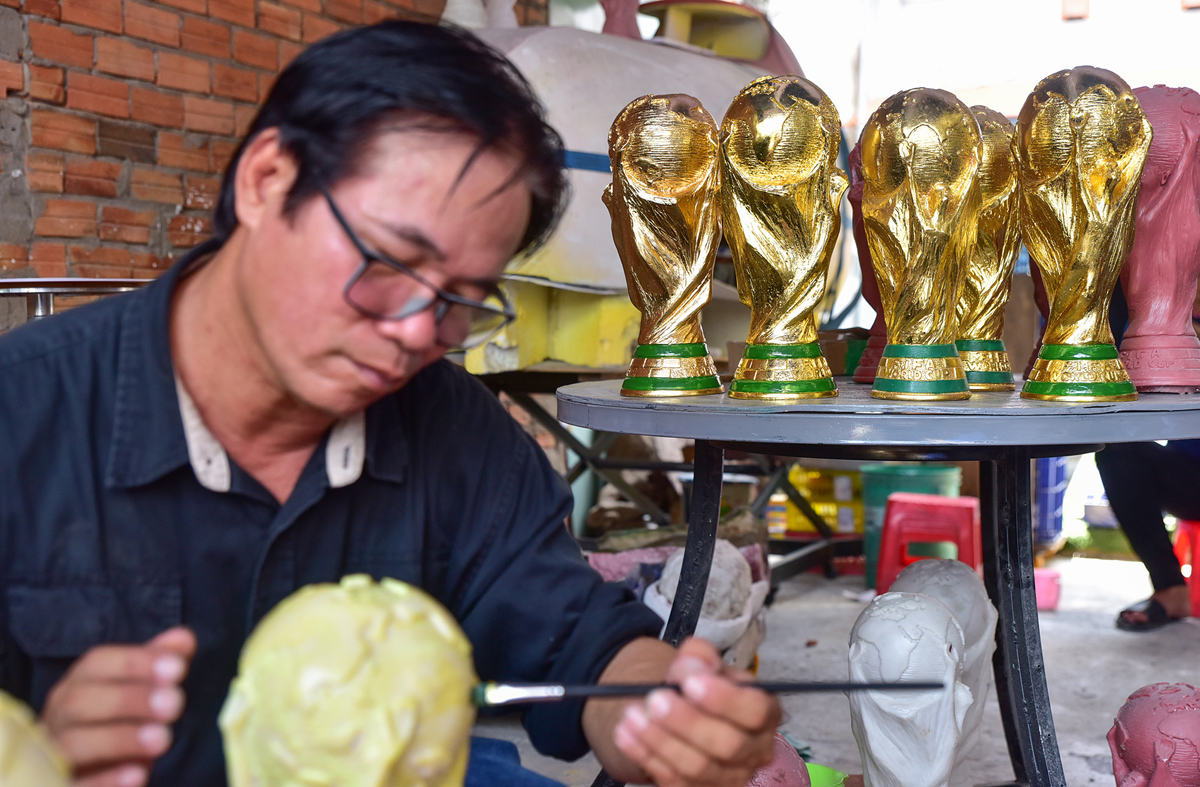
left=743, top=342, right=823, bottom=360
left=881, top=343, right=960, bottom=359
left=729, top=377, right=837, bottom=395
left=956, top=339, right=1006, bottom=353
left=873, top=377, right=970, bottom=395
left=1037, top=343, right=1119, bottom=361
left=965, top=370, right=1015, bottom=386
left=621, top=374, right=722, bottom=393
left=633, top=342, right=708, bottom=359
left=1020, top=379, right=1137, bottom=399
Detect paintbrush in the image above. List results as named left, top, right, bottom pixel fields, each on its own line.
left=473, top=680, right=945, bottom=707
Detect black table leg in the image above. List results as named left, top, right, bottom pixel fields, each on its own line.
left=590, top=440, right=725, bottom=787
left=980, top=446, right=1065, bottom=787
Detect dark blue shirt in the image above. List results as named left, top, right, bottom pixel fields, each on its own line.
left=0, top=243, right=662, bottom=786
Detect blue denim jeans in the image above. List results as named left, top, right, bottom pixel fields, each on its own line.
left=465, top=737, right=567, bottom=787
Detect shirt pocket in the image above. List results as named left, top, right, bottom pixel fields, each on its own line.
left=7, top=583, right=182, bottom=659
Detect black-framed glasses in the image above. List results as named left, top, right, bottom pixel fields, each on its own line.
left=318, top=183, right=516, bottom=350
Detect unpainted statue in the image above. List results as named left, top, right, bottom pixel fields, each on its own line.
left=1108, top=682, right=1200, bottom=787
left=889, top=559, right=999, bottom=787
left=1120, top=85, right=1200, bottom=392
left=847, top=592, right=974, bottom=787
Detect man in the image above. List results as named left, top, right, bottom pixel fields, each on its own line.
left=0, top=20, right=779, bottom=787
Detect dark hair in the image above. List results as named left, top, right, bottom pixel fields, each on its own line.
left=212, top=20, right=567, bottom=256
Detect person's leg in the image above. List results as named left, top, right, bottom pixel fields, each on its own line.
left=1095, top=442, right=1200, bottom=624
left=465, top=737, right=567, bottom=787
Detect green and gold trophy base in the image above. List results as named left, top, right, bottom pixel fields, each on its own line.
left=621, top=343, right=724, bottom=397
left=1021, top=343, right=1138, bottom=402
left=955, top=339, right=1016, bottom=391
left=729, top=343, right=837, bottom=400
left=871, top=343, right=971, bottom=401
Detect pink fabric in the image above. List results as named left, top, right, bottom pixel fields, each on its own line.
left=588, top=544, right=768, bottom=584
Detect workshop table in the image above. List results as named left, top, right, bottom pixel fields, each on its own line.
left=557, top=379, right=1200, bottom=787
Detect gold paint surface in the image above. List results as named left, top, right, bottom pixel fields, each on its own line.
left=605, top=94, right=721, bottom=346
left=733, top=355, right=833, bottom=381
left=877, top=355, right=967, bottom=382
left=1015, top=67, right=1152, bottom=347
left=220, top=575, right=477, bottom=787
left=860, top=88, right=982, bottom=346
left=719, top=75, right=848, bottom=346
left=959, top=349, right=1014, bottom=374
left=1026, top=356, right=1132, bottom=385
left=872, top=389, right=972, bottom=401
left=620, top=386, right=725, bottom=397
left=728, top=387, right=837, bottom=400
left=625, top=355, right=719, bottom=379
left=958, top=106, right=1021, bottom=342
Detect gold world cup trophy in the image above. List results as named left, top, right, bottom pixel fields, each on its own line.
left=1015, top=67, right=1150, bottom=401
left=955, top=106, right=1021, bottom=391
left=605, top=94, right=724, bottom=397
left=720, top=75, right=848, bottom=399
left=861, top=88, right=982, bottom=400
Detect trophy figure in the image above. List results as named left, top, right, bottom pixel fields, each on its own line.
left=955, top=106, right=1021, bottom=391
left=848, top=140, right=888, bottom=384
left=721, top=75, right=848, bottom=399
left=1118, top=85, right=1200, bottom=392
left=1015, top=67, right=1150, bottom=402
left=860, top=88, right=981, bottom=401
left=605, top=94, right=724, bottom=397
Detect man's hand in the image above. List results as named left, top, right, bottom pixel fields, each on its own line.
left=41, top=627, right=197, bottom=787
left=586, top=637, right=781, bottom=787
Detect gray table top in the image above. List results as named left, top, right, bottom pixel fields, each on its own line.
left=556, top=378, right=1200, bottom=448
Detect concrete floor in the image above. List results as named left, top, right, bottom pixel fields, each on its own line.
left=475, top=555, right=1200, bottom=786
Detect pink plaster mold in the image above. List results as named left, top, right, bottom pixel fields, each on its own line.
left=1108, top=682, right=1200, bottom=787
left=600, top=0, right=642, bottom=39
left=849, top=140, right=886, bottom=384
left=747, top=733, right=811, bottom=787
left=1120, top=85, right=1200, bottom=392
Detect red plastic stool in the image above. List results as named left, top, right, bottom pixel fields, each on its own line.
left=1171, top=519, right=1200, bottom=617
left=876, top=492, right=982, bottom=594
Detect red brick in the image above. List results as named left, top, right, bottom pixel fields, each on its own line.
left=323, top=0, right=361, bottom=23
left=183, top=95, right=233, bottom=135
left=158, top=0, right=205, bottom=13
left=413, top=0, right=445, bottom=19
left=180, top=16, right=229, bottom=59
left=131, top=87, right=184, bottom=128
left=99, top=206, right=156, bottom=244
left=211, top=138, right=237, bottom=172
left=97, top=119, right=155, bottom=162
left=363, top=1, right=394, bottom=23
left=125, top=2, right=181, bottom=46
left=27, top=152, right=64, bottom=193
left=130, top=168, right=183, bottom=203
left=96, top=38, right=155, bottom=82
left=258, top=1, right=302, bottom=39
left=32, top=109, right=96, bottom=154
left=183, top=175, right=220, bottom=210
left=232, top=29, right=277, bottom=70
left=281, top=0, right=320, bottom=12
left=278, top=41, right=303, bottom=70
left=302, top=13, right=340, bottom=43
left=66, top=72, right=129, bottom=118
left=31, top=242, right=67, bottom=277
left=169, top=213, right=211, bottom=247
left=60, top=0, right=122, bottom=33
left=28, top=65, right=64, bottom=104
left=212, top=63, right=255, bottom=102
left=72, top=244, right=134, bottom=277
left=0, top=243, right=28, bottom=273
left=28, top=22, right=93, bottom=70
left=233, top=102, right=255, bottom=137
left=157, top=52, right=209, bottom=94
left=25, top=0, right=61, bottom=19
left=64, top=157, right=121, bottom=197
left=0, top=60, right=22, bottom=95
left=209, top=0, right=254, bottom=26
left=158, top=131, right=210, bottom=171
left=35, top=198, right=96, bottom=238
left=131, top=252, right=166, bottom=274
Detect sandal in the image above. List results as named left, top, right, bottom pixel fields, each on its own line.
left=1116, top=598, right=1185, bottom=632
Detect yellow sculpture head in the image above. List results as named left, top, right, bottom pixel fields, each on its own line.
left=0, top=691, right=69, bottom=787
left=220, top=575, right=478, bottom=787
left=860, top=88, right=982, bottom=345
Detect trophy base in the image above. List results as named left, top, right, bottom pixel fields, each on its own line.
left=871, top=343, right=970, bottom=401
left=621, top=343, right=724, bottom=397
left=1119, top=334, right=1200, bottom=391
left=956, top=339, right=1016, bottom=391
left=1021, top=343, right=1137, bottom=402
left=729, top=343, right=837, bottom=400
left=852, top=333, right=887, bottom=384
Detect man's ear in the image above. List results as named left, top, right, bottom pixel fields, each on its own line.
left=233, top=128, right=300, bottom=232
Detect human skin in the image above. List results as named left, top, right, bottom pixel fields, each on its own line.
left=42, top=126, right=780, bottom=787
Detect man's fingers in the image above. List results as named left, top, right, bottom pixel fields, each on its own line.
left=62, top=646, right=184, bottom=688
left=642, top=689, right=766, bottom=765
left=680, top=672, right=782, bottom=734
left=74, top=764, right=150, bottom=787
left=615, top=704, right=752, bottom=786
left=55, top=723, right=171, bottom=771
left=145, top=627, right=197, bottom=661
left=45, top=683, right=183, bottom=729
left=662, top=637, right=722, bottom=684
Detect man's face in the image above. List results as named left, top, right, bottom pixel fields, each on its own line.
left=238, top=130, right=532, bottom=417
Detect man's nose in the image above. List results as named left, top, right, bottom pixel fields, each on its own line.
left=375, top=300, right=440, bottom=351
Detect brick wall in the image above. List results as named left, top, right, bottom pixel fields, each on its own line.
left=0, top=0, right=548, bottom=286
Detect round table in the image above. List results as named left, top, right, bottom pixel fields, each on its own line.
left=557, top=379, right=1200, bottom=787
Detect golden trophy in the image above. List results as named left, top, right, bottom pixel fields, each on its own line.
left=955, top=105, right=1021, bottom=391
left=605, top=94, right=724, bottom=397
left=1015, top=67, right=1149, bottom=401
left=720, top=75, right=847, bottom=399
left=860, top=88, right=981, bottom=401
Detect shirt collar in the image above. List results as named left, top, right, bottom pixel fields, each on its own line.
left=105, top=239, right=406, bottom=491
